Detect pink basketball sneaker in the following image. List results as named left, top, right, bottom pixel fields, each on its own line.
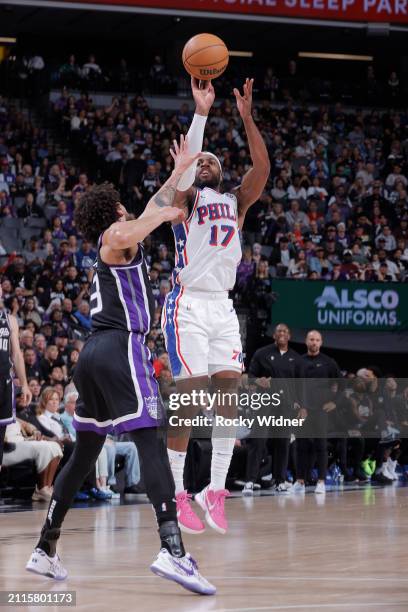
left=176, top=491, right=205, bottom=534
left=195, top=486, right=229, bottom=534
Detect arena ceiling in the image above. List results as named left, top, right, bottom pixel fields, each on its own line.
left=0, top=3, right=407, bottom=52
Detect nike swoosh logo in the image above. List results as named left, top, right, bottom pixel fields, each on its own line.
left=172, top=559, right=195, bottom=576
left=206, top=494, right=217, bottom=512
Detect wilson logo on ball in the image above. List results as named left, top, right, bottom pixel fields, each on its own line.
left=199, top=65, right=227, bottom=76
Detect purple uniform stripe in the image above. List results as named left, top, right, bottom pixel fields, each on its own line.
left=73, top=414, right=158, bottom=436
left=72, top=418, right=113, bottom=435
left=116, top=270, right=140, bottom=331
left=133, top=268, right=149, bottom=332
left=116, top=269, right=149, bottom=333
left=115, top=417, right=156, bottom=435
left=131, top=335, right=159, bottom=428
left=132, top=336, right=157, bottom=396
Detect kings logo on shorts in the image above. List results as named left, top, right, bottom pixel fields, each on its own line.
left=145, top=395, right=160, bottom=419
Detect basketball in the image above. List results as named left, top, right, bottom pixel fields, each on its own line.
left=182, top=33, right=229, bottom=80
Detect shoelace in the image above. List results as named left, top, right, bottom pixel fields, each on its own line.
left=178, top=492, right=196, bottom=518
left=211, top=489, right=229, bottom=511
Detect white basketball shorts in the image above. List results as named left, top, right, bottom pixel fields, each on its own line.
left=161, top=286, right=243, bottom=380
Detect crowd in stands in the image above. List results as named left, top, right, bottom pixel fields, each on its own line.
left=49, top=78, right=408, bottom=332
left=2, top=48, right=407, bottom=106
left=2, top=52, right=179, bottom=97
left=0, top=52, right=408, bottom=500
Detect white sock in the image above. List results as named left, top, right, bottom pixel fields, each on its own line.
left=167, top=449, right=187, bottom=495
left=210, top=437, right=236, bottom=491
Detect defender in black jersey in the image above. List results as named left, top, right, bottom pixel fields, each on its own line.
left=26, top=136, right=216, bottom=595
left=72, top=241, right=159, bottom=434
left=0, top=283, right=32, bottom=479
left=0, top=310, right=13, bottom=429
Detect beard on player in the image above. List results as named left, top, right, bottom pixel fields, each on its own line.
left=194, top=166, right=222, bottom=190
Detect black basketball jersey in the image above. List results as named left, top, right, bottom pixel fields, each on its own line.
left=0, top=310, right=12, bottom=375
left=90, top=241, right=155, bottom=335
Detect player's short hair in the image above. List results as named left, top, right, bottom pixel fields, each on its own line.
left=74, top=182, right=120, bottom=244
left=307, top=329, right=323, bottom=340
left=274, top=323, right=290, bottom=333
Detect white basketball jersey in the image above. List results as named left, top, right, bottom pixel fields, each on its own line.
left=172, top=187, right=242, bottom=292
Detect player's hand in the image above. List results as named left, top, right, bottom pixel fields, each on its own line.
left=191, top=77, right=215, bottom=116
left=21, top=385, right=32, bottom=407
left=323, top=401, right=336, bottom=413
left=170, top=135, right=200, bottom=175
left=233, top=78, right=254, bottom=120
left=160, top=207, right=186, bottom=224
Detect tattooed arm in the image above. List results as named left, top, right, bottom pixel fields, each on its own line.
left=101, top=137, right=199, bottom=262
left=142, top=136, right=199, bottom=216
left=143, top=170, right=182, bottom=212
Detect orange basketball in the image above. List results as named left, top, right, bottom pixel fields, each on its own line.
left=182, top=33, right=229, bottom=81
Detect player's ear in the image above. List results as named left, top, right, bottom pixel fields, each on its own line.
left=116, top=203, right=127, bottom=220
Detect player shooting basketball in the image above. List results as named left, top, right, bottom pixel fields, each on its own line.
left=162, top=77, right=270, bottom=534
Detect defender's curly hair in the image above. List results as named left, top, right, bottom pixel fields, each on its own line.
left=74, top=182, right=120, bottom=244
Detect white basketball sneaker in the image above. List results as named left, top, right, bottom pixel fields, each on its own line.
left=292, top=481, right=306, bottom=494
left=242, top=482, right=254, bottom=496
left=150, top=548, right=216, bottom=595
left=275, top=481, right=293, bottom=494
left=314, top=481, right=326, bottom=494
left=26, top=548, right=68, bottom=580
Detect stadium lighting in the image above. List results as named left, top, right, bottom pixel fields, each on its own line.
left=0, top=37, right=17, bottom=44
left=298, top=52, right=373, bottom=61
left=229, top=51, right=253, bottom=58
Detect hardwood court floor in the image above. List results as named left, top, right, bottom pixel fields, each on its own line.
left=1, top=486, right=407, bottom=612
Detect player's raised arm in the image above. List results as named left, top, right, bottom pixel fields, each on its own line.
left=103, top=136, right=199, bottom=252
left=143, top=135, right=199, bottom=214
left=233, top=78, right=270, bottom=228
left=171, top=77, right=215, bottom=215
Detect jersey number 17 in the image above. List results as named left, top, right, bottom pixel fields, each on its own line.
left=209, top=224, right=235, bottom=248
